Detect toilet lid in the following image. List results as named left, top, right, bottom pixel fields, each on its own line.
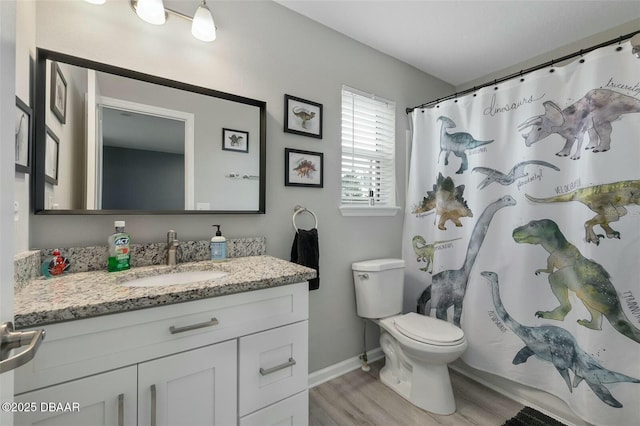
left=394, top=313, right=464, bottom=345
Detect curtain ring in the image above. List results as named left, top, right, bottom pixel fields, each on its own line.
left=616, top=36, right=624, bottom=51
left=472, top=86, right=477, bottom=97
left=579, top=49, right=585, bottom=63
left=519, top=70, right=524, bottom=82
left=549, top=60, right=555, bottom=73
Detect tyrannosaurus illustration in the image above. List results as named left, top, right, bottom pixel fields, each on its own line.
left=417, top=195, right=516, bottom=325
left=518, top=88, right=640, bottom=159
left=472, top=160, right=560, bottom=189
left=411, top=173, right=473, bottom=230
left=481, top=271, right=639, bottom=408
left=525, top=179, right=640, bottom=245
left=437, top=116, right=494, bottom=174
left=512, top=219, right=640, bottom=344
left=412, top=235, right=461, bottom=273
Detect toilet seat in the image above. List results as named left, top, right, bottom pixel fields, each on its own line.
left=393, top=313, right=464, bottom=346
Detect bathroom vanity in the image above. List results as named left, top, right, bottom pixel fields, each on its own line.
left=12, top=256, right=314, bottom=426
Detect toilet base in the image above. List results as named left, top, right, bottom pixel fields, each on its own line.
left=379, top=359, right=456, bottom=415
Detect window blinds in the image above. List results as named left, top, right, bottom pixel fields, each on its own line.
left=341, top=86, right=396, bottom=206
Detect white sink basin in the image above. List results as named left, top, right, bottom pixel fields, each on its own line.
left=121, top=270, right=228, bottom=287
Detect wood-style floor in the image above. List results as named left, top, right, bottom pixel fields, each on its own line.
left=309, top=360, right=523, bottom=426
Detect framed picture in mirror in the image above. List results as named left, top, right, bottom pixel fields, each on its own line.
left=222, top=128, right=249, bottom=153
left=285, top=148, right=323, bottom=188
left=45, top=126, right=60, bottom=185
left=284, top=94, right=322, bottom=139
left=50, top=61, right=67, bottom=124
left=15, top=96, right=32, bottom=173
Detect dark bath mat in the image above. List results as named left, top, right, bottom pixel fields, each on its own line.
left=502, top=406, right=568, bottom=426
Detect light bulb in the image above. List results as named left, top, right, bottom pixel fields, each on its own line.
left=135, top=0, right=166, bottom=25
left=191, top=1, right=216, bottom=42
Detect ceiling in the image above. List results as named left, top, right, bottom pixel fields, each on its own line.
left=274, top=0, right=640, bottom=87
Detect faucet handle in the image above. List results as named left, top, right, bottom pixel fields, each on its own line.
left=167, top=230, right=177, bottom=243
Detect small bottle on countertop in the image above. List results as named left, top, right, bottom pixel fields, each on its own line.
left=108, top=221, right=131, bottom=272
left=210, top=225, right=227, bottom=262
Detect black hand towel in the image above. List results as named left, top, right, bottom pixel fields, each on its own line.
left=290, top=228, right=320, bottom=290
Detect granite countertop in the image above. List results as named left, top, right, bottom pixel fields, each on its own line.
left=14, top=255, right=316, bottom=329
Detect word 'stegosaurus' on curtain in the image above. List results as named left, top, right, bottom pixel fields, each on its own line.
left=402, top=41, right=640, bottom=425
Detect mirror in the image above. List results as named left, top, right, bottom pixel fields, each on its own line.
left=33, top=49, right=266, bottom=214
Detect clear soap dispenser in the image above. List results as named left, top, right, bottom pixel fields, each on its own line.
left=210, top=225, right=227, bottom=262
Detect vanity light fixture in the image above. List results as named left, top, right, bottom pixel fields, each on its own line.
left=134, top=0, right=166, bottom=25
left=86, top=0, right=217, bottom=42
left=131, top=0, right=217, bottom=42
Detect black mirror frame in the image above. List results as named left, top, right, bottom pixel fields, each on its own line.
left=33, top=48, right=267, bottom=215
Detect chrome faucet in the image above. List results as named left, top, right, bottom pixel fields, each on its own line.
left=166, top=230, right=179, bottom=266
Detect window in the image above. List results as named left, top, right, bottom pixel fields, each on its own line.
left=340, top=85, right=399, bottom=216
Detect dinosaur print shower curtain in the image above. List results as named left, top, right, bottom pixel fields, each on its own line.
left=402, top=41, right=640, bottom=425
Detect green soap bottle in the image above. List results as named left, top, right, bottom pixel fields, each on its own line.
left=108, top=220, right=131, bottom=272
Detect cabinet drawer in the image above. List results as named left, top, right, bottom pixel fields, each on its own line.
left=240, top=390, right=308, bottom=426
left=239, top=321, right=308, bottom=416
left=16, top=282, right=308, bottom=394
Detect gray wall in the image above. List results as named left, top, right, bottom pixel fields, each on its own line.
left=26, top=0, right=453, bottom=373
left=102, top=146, right=184, bottom=210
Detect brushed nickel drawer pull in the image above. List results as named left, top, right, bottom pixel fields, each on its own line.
left=169, top=318, right=218, bottom=334
left=259, top=357, right=296, bottom=376
left=150, top=384, right=157, bottom=426
left=117, top=393, right=124, bottom=426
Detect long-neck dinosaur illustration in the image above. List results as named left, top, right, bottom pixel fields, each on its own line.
left=512, top=219, right=640, bottom=344
left=481, top=271, right=639, bottom=408
left=417, top=195, right=516, bottom=325
left=411, top=173, right=473, bottom=230
left=437, top=116, right=494, bottom=174
left=518, top=88, right=640, bottom=159
left=525, top=179, right=640, bottom=245
left=412, top=235, right=461, bottom=273
left=472, top=160, right=560, bottom=189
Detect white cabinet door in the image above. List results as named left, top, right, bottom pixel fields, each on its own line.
left=14, top=366, right=137, bottom=426
left=239, top=321, right=308, bottom=416
left=138, top=340, right=237, bottom=426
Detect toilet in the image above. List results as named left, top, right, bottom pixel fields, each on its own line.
left=352, top=258, right=467, bottom=415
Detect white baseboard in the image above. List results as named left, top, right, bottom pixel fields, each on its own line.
left=308, top=348, right=384, bottom=389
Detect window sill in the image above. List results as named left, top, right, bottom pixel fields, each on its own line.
left=339, top=205, right=401, bottom=217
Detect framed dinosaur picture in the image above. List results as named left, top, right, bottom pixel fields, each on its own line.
left=284, top=94, right=323, bottom=139
left=284, top=148, right=323, bottom=188
left=222, top=128, right=249, bottom=153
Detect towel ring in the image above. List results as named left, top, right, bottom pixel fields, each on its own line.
left=293, top=206, right=318, bottom=232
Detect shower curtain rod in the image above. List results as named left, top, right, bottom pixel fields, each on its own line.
left=406, top=29, right=640, bottom=114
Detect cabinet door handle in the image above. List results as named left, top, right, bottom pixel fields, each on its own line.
left=117, top=393, right=124, bottom=426
left=259, top=357, right=296, bottom=376
left=169, top=318, right=219, bottom=334
left=150, top=384, right=157, bottom=426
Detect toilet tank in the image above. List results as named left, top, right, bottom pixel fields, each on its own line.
left=352, top=258, right=405, bottom=319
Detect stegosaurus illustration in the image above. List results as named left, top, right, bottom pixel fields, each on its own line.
left=411, top=173, right=473, bottom=230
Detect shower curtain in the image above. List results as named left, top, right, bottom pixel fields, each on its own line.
left=402, top=41, right=640, bottom=425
